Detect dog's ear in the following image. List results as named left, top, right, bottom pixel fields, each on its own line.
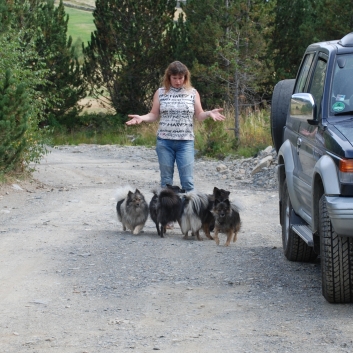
left=222, top=190, right=230, bottom=197
left=222, top=190, right=231, bottom=199
left=128, top=190, right=133, bottom=197
left=213, top=186, right=220, bottom=194
left=213, top=187, right=222, bottom=200
left=135, top=189, right=141, bottom=194
left=214, top=198, right=220, bottom=206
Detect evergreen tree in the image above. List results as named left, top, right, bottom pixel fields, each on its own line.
left=270, top=0, right=314, bottom=81
left=33, top=0, right=86, bottom=124
left=182, top=0, right=273, bottom=110
left=309, top=0, right=353, bottom=42
left=0, top=70, right=29, bottom=173
left=0, top=29, right=49, bottom=173
left=83, top=0, right=186, bottom=115
left=181, top=0, right=225, bottom=108
left=2, top=0, right=86, bottom=125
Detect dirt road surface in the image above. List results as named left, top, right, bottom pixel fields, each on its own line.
left=1, top=145, right=352, bottom=353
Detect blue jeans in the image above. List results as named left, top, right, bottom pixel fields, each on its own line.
left=156, top=138, right=194, bottom=191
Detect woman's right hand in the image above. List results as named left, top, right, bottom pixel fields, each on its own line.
left=126, top=115, right=143, bottom=125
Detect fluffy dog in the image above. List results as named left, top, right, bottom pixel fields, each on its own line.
left=179, top=191, right=214, bottom=240
left=116, top=186, right=149, bottom=235
left=211, top=198, right=241, bottom=246
left=149, top=184, right=184, bottom=238
left=178, top=187, right=232, bottom=241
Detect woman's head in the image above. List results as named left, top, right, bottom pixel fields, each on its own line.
left=162, top=61, right=192, bottom=91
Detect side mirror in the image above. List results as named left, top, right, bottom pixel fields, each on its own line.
left=290, top=93, right=318, bottom=125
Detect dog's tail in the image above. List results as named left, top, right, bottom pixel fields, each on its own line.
left=230, top=199, right=243, bottom=213
left=183, top=191, right=209, bottom=216
left=115, top=185, right=134, bottom=202
left=151, top=187, right=163, bottom=197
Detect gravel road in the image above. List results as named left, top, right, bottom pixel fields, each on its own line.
left=0, top=145, right=352, bottom=353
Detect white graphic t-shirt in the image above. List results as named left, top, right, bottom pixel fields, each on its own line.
left=157, top=86, right=196, bottom=140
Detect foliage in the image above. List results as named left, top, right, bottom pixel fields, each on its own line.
left=83, top=0, right=186, bottom=116
left=180, top=0, right=225, bottom=108
left=0, top=31, right=50, bottom=174
left=181, top=0, right=274, bottom=107
left=1, top=0, right=86, bottom=126
left=32, top=0, right=87, bottom=124
left=269, top=0, right=312, bottom=81
left=269, top=0, right=353, bottom=83
left=50, top=107, right=272, bottom=159
left=0, top=70, right=29, bottom=173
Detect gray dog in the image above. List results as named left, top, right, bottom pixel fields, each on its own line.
left=116, top=186, right=149, bottom=235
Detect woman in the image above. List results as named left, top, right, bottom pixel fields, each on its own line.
left=126, top=61, right=225, bottom=192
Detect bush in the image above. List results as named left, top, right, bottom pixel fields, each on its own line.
left=0, top=70, right=29, bottom=173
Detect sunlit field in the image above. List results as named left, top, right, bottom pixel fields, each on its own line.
left=65, top=7, right=95, bottom=46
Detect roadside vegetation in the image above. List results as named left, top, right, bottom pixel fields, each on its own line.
left=1, top=0, right=353, bottom=180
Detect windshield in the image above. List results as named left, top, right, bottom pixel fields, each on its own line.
left=331, top=54, right=353, bottom=115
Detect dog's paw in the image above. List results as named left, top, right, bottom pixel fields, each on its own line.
left=132, top=230, right=144, bottom=235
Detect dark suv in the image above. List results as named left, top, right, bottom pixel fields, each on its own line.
left=271, top=32, right=353, bottom=303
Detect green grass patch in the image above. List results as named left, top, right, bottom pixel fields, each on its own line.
left=65, top=7, right=95, bottom=46
left=50, top=109, right=273, bottom=159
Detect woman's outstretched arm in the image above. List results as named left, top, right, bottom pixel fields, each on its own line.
left=194, top=90, right=226, bottom=122
left=126, top=90, right=160, bottom=125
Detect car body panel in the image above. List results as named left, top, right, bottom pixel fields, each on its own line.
left=277, top=34, right=353, bottom=238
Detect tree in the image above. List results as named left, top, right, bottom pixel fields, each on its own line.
left=32, top=0, right=86, bottom=125
left=308, top=0, right=353, bottom=42
left=180, top=0, right=225, bottom=108
left=183, top=0, right=273, bottom=139
left=1, top=0, right=86, bottom=126
left=0, top=24, right=49, bottom=174
left=270, top=0, right=353, bottom=84
left=0, top=70, right=29, bottom=173
left=83, top=0, right=186, bottom=115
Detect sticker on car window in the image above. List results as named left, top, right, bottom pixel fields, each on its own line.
left=336, top=94, right=346, bottom=101
left=332, top=101, right=345, bottom=112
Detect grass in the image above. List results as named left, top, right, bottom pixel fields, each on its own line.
left=50, top=109, right=273, bottom=158
left=65, top=7, right=95, bottom=46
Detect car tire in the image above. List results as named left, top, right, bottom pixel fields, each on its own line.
left=319, top=195, right=353, bottom=303
left=281, top=180, right=317, bottom=262
left=270, top=79, right=295, bottom=153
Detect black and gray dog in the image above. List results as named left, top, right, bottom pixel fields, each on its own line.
left=149, top=184, right=185, bottom=237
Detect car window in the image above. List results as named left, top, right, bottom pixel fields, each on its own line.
left=309, top=55, right=327, bottom=114
left=331, top=54, right=353, bottom=114
left=294, top=53, right=315, bottom=93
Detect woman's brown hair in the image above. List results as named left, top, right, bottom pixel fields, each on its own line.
left=162, top=61, right=192, bottom=91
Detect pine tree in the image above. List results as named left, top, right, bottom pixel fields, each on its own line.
left=180, top=0, right=225, bottom=108
left=0, top=70, right=29, bottom=173
left=83, top=0, right=186, bottom=115
left=2, top=0, right=86, bottom=125
left=33, top=0, right=86, bottom=124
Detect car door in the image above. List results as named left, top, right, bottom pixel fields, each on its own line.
left=286, top=52, right=316, bottom=215
left=296, top=53, right=328, bottom=216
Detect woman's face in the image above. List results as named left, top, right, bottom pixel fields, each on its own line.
left=170, top=74, right=185, bottom=88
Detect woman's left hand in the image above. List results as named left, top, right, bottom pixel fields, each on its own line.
left=209, top=108, right=226, bottom=121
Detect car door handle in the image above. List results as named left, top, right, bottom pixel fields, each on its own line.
left=297, top=138, right=302, bottom=154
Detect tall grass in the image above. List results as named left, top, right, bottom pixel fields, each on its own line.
left=50, top=108, right=273, bottom=158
